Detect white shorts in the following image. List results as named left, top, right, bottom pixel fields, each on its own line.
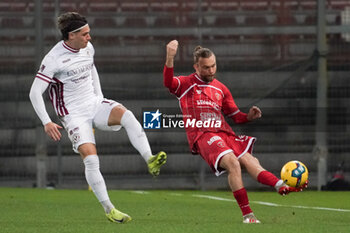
left=60, top=98, right=122, bottom=153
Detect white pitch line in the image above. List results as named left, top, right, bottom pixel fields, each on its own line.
left=252, top=201, right=280, bottom=207
left=193, top=194, right=350, bottom=213
left=169, top=192, right=184, bottom=196
left=193, top=194, right=233, bottom=202
left=130, top=190, right=150, bottom=195
left=132, top=192, right=350, bottom=212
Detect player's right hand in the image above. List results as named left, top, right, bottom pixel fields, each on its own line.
left=44, top=122, right=62, bottom=141
left=166, top=40, right=178, bottom=58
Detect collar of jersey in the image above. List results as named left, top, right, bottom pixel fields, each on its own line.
left=194, top=73, right=212, bottom=84
left=62, top=41, right=80, bottom=53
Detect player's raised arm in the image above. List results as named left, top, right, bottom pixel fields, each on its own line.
left=163, top=40, right=180, bottom=92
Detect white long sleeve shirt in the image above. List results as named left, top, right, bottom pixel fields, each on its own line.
left=29, top=41, right=103, bottom=125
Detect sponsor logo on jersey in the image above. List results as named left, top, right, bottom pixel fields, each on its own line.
left=62, top=58, right=71, bottom=63
left=71, top=74, right=89, bottom=84
left=196, top=99, right=220, bottom=110
left=200, top=112, right=220, bottom=121
left=67, top=63, right=93, bottom=77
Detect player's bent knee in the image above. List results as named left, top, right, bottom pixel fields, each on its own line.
left=78, top=143, right=97, bottom=159
left=108, top=105, right=127, bottom=126
left=221, top=153, right=240, bottom=172
left=113, top=105, right=127, bottom=115
left=242, top=153, right=259, bottom=165
left=230, top=158, right=241, bottom=171
left=253, top=156, right=260, bottom=164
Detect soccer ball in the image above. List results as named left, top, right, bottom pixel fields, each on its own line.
left=280, top=160, right=309, bottom=187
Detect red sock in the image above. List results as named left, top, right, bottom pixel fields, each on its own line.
left=233, top=188, right=252, bottom=216
left=257, top=170, right=280, bottom=187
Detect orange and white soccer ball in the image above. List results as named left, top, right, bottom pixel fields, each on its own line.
left=280, top=160, right=309, bottom=187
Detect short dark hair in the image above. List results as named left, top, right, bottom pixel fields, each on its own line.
left=57, top=12, right=88, bottom=40
left=193, top=46, right=214, bottom=64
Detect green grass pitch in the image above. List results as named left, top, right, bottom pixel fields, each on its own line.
left=0, top=187, right=349, bottom=233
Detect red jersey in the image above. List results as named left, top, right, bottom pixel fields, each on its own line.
left=163, top=66, right=249, bottom=154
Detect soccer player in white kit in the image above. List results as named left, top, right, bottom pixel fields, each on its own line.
left=29, top=12, right=166, bottom=223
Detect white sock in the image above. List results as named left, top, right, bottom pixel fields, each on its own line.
left=274, top=179, right=285, bottom=191
left=121, top=110, right=152, bottom=162
left=83, top=155, right=114, bottom=213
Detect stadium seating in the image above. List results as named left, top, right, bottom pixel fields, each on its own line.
left=0, top=0, right=348, bottom=64
left=154, top=16, right=179, bottom=27
left=93, top=18, right=117, bottom=27
left=1, top=18, right=25, bottom=28
left=214, top=16, right=237, bottom=26
left=123, top=17, right=148, bottom=27
left=209, top=1, right=239, bottom=11
left=239, top=0, right=270, bottom=11
left=88, top=1, right=119, bottom=12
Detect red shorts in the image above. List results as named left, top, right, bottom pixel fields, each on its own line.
left=195, top=131, right=256, bottom=176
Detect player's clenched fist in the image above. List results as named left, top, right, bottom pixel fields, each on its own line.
left=166, top=40, right=178, bottom=58
left=165, top=40, right=178, bottom=67
left=247, top=106, right=262, bottom=121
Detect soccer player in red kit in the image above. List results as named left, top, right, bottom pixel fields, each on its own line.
left=163, top=40, right=307, bottom=223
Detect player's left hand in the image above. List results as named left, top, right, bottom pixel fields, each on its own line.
left=247, top=106, right=262, bottom=121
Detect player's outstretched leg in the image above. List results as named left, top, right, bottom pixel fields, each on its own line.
left=255, top=170, right=308, bottom=196
left=106, top=208, right=132, bottom=223
left=147, top=151, right=167, bottom=176
left=120, top=110, right=167, bottom=174
left=243, top=213, right=261, bottom=224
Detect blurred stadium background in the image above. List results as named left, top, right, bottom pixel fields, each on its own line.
left=0, top=0, right=349, bottom=191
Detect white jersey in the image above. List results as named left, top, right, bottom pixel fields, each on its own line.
left=35, top=40, right=98, bottom=117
